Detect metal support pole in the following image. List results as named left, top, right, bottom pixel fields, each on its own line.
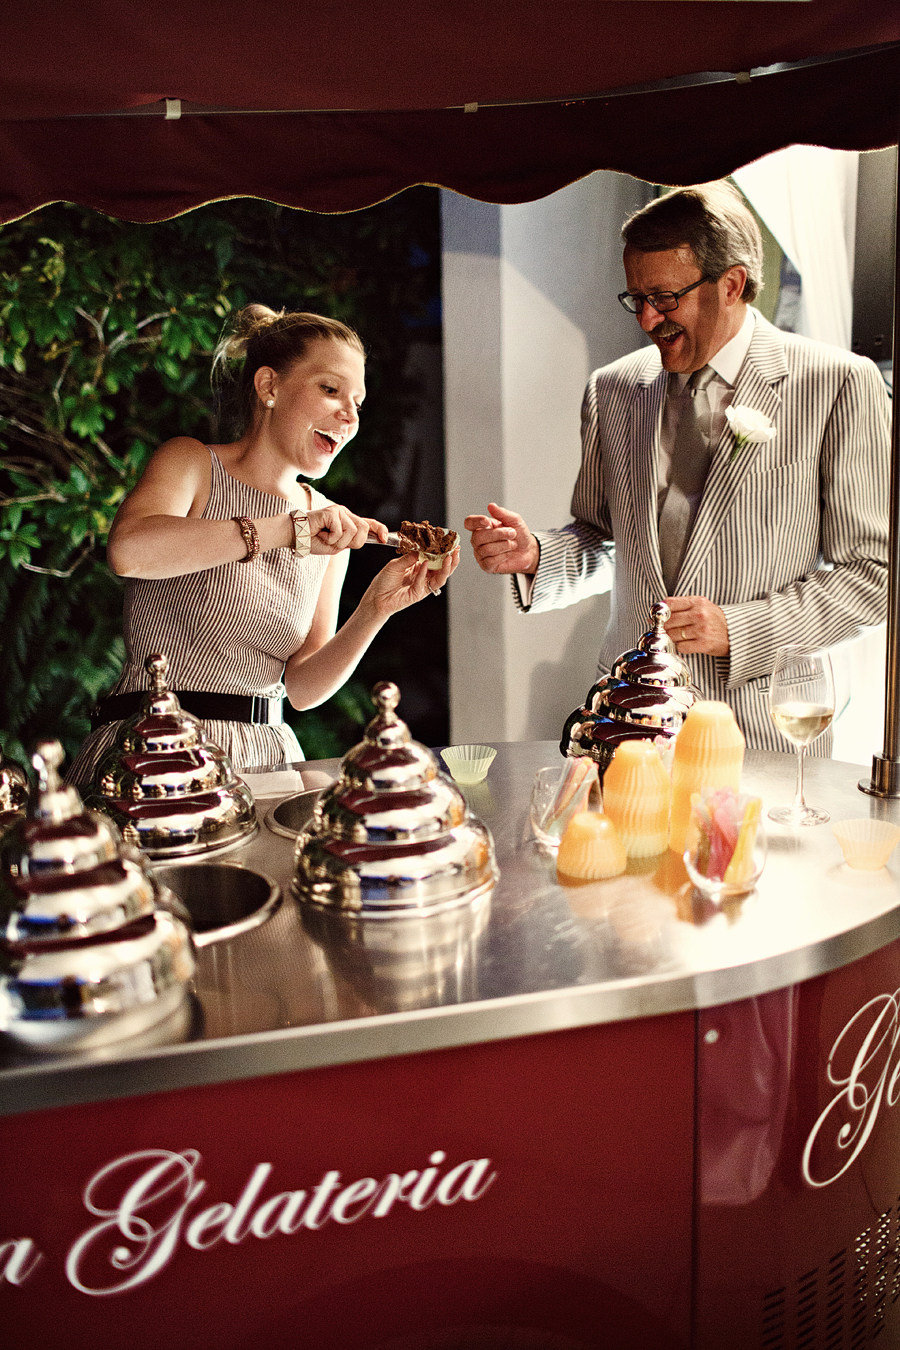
left=860, top=134, right=900, bottom=798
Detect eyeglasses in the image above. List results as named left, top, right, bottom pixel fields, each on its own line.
left=617, top=275, right=713, bottom=315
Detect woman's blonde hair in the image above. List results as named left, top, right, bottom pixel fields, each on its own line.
left=212, top=305, right=365, bottom=436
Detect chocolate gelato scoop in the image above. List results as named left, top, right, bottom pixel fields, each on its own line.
left=395, top=520, right=459, bottom=559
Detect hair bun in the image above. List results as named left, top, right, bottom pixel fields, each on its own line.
left=218, top=304, right=285, bottom=362
left=240, top=303, right=281, bottom=332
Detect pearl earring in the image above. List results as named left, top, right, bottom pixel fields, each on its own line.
left=265, top=398, right=275, bottom=408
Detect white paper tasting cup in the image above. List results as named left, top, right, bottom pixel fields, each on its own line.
left=440, top=744, right=497, bottom=784
left=832, top=818, right=900, bottom=871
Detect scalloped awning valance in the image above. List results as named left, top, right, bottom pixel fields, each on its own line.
left=0, top=1, right=897, bottom=222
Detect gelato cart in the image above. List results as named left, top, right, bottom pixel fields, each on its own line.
left=3, top=726, right=900, bottom=1350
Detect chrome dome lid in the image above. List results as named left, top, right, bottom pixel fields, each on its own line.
left=84, top=653, right=257, bottom=859
left=561, top=602, right=698, bottom=773
left=0, top=740, right=196, bottom=1051
left=293, top=681, right=498, bottom=915
left=609, top=601, right=695, bottom=690
left=0, top=741, right=151, bottom=943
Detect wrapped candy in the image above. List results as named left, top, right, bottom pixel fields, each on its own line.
left=683, top=787, right=765, bottom=897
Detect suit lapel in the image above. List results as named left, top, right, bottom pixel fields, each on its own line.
left=629, top=358, right=668, bottom=589
left=677, top=315, right=787, bottom=592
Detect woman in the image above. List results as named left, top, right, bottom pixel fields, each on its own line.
left=68, top=305, right=458, bottom=780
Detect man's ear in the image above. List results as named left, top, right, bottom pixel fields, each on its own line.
left=723, top=265, right=748, bottom=305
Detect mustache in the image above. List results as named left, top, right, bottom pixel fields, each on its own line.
left=655, top=320, right=683, bottom=339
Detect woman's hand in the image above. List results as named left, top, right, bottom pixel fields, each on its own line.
left=362, top=547, right=460, bottom=618
left=309, top=506, right=385, bottom=554
left=283, top=545, right=460, bottom=710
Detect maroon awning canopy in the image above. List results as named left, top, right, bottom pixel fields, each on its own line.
left=0, top=1, right=898, bottom=222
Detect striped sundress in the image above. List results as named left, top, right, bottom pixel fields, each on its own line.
left=68, top=448, right=332, bottom=782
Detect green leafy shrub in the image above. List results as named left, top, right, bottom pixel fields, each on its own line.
left=0, top=192, right=444, bottom=767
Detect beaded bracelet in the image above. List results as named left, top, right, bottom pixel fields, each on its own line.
left=290, top=510, right=312, bottom=559
left=233, top=515, right=260, bottom=563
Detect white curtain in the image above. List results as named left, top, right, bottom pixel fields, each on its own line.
left=733, top=145, right=858, bottom=350
left=734, top=146, right=886, bottom=766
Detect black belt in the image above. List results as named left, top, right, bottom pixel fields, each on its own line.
left=90, top=690, right=284, bottom=730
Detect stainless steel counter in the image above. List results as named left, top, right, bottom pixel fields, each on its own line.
left=3, top=741, right=899, bottom=1116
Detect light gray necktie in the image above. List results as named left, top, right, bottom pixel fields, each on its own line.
left=658, top=365, right=716, bottom=591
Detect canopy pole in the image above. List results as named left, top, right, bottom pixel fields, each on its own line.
left=860, top=131, right=900, bottom=798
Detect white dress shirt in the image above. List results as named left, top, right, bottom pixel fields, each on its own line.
left=656, top=305, right=757, bottom=507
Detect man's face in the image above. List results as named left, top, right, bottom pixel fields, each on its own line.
left=622, top=244, right=747, bottom=374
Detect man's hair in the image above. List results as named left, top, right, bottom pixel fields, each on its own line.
left=621, top=182, right=763, bottom=303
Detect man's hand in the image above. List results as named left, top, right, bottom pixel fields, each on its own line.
left=463, top=502, right=540, bottom=575
left=664, top=595, right=730, bottom=657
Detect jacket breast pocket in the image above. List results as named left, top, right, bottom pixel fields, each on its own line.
left=731, top=455, right=822, bottom=571
left=741, top=453, right=818, bottom=486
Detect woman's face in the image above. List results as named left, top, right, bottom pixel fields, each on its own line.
left=262, top=337, right=366, bottom=478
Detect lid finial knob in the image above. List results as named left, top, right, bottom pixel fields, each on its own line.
left=146, top=653, right=170, bottom=695
left=372, top=681, right=401, bottom=718
left=32, top=739, right=65, bottom=794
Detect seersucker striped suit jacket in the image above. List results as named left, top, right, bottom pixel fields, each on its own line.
left=518, top=310, right=891, bottom=751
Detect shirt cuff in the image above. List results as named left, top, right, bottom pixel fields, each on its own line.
left=513, top=571, right=536, bottom=610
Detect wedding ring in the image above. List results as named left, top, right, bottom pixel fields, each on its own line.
left=681, top=628, right=687, bottom=642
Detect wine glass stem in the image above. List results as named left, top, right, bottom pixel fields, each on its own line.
left=793, top=745, right=807, bottom=812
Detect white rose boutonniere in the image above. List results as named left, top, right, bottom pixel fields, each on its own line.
left=724, top=404, right=776, bottom=462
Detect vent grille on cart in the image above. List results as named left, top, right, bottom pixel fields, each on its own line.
left=760, top=1201, right=900, bottom=1347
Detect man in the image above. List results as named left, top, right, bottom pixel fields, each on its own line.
left=464, top=181, right=890, bottom=750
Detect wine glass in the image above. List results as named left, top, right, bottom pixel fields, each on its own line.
left=767, top=646, right=835, bottom=825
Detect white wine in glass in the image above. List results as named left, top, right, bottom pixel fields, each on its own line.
left=768, top=646, right=835, bottom=825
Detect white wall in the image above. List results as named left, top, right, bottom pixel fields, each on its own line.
left=441, top=174, right=649, bottom=744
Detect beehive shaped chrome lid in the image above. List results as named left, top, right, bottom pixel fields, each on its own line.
left=293, top=681, right=497, bottom=915
left=84, top=653, right=257, bottom=859
left=0, top=741, right=196, bottom=1050
left=561, top=602, right=697, bottom=771
left=0, top=740, right=154, bottom=943
left=609, top=601, right=695, bottom=691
